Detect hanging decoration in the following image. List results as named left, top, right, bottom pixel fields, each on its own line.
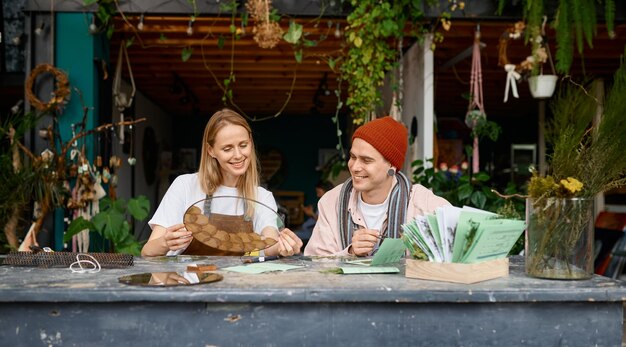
left=498, top=20, right=550, bottom=102
left=465, top=28, right=486, bottom=173
left=528, top=17, right=558, bottom=99
left=246, top=0, right=283, bottom=49
left=113, top=40, right=136, bottom=145
left=25, top=64, right=71, bottom=111
left=14, top=116, right=146, bottom=252
left=67, top=147, right=107, bottom=253
left=127, top=124, right=137, bottom=166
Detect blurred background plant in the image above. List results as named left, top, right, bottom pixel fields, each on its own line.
left=529, top=48, right=626, bottom=201
left=65, top=196, right=149, bottom=255
left=0, top=110, right=68, bottom=252
left=411, top=158, right=524, bottom=215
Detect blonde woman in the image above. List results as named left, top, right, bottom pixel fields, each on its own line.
left=142, top=109, right=302, bottom=257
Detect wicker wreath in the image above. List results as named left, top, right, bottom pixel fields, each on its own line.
left=497, top=21, right=547, bottom=74
left=25, top=64, right=71, bottom=111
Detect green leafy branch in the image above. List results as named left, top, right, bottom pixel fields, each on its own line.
left=341, top=0, right=454, bottom=125
left=83, top=0, right=117, bottom=38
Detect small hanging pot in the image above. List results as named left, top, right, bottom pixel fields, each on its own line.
left=528, top=75, right=558, bottom=99
left=528, top=17, right=558, bottom=99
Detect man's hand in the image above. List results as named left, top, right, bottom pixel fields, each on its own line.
left=350, top=229, right=380, bottom=256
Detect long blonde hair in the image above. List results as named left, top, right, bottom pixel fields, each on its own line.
left=198, top=109, right=260, bottom=202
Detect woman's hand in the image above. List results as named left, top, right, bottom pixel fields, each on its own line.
left=276, top=228, right=303, bottom=257
left=261, top=227, right=303, bottom=257
left=349, top=229, right=380, bottom=256
left=162, top=223, right=193, bottom=251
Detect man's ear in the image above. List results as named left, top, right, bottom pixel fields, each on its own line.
left=387, top=166, right=396, bottom=177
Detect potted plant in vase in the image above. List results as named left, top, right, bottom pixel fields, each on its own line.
left=525, top=50, right=626, bottom=279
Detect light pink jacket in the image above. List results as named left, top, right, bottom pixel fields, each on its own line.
left=303, top=178, right=450, bottom=256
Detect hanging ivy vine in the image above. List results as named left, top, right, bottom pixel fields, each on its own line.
left=341, top=0, right=452, bottom=125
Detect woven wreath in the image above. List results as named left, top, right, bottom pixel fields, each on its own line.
left=25, top=64, right=71, bottom=111
left=498, top=21, right=547, bottom=73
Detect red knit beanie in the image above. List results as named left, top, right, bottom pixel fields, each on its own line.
left=352, top=116, right=408, bottom=170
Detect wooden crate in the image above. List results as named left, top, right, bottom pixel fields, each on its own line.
left=405, top=258, right=509, bottom=284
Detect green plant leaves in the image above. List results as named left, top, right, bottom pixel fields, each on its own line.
left=328, top=58, right=336, bottom=70
left=457, top=184, right=474, bottom=201
left=128, top=195, right=150, bottom=220
left=470, top=191, right=487, bottom=209
left=93, top=206, right=125, bottom=242
left=294, top=49, right=303, bottom=63
left=284, top=21, right=303, bottom=44
left=181, top=47, right=193, bottom=62
left=63, top=196, right=150, bottom=255
left=64, top=217, right=95, bottom=242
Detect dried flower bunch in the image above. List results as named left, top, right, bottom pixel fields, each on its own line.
left=245, top=0, right=270, bottom=22
left=528, top=49, right=626, bottom=201
left=246, top=0, right=282, bottom=49
left=252, top=22, right=283, bottom=49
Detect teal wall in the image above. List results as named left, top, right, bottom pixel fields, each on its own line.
left=54, top=13, right=107, bottom=250
left=253, top=114, right=341, bottom=205
left=55, top=12, right=104, bottom=160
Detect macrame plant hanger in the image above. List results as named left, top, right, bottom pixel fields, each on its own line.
left=467, top=26, right=485, bottom=173
left=113, top=40, right=136, bottom=145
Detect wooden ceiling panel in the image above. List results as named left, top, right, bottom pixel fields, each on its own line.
left=111, top=15, right=626, bottom=119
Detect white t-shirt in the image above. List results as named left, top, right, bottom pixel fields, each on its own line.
left=357, top=192, right=389, bottom=233
left=148, top=173, right=280, bottom=235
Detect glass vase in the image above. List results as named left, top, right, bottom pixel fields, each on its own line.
left=525, top=197, right=595, bottom=280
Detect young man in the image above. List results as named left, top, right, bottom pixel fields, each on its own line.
left=304, top=117, right=449, bottom=256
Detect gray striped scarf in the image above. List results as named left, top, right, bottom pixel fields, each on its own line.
left=338, top=171, right=411, bottom=249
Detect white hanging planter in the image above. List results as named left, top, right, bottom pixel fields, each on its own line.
left=528, top=75, right=558, bottom=99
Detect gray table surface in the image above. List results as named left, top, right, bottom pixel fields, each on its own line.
left=1, top=255, right=626, bottom=303
left=2, top=255, right=626, bottom=346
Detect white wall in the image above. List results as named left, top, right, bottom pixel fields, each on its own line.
left=381, top=35, right=435, bottom=174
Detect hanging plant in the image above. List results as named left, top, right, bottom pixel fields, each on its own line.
left=497, top=0, right=616, bottom=74
left=342, top=1, right=409, bottom=125
left=247, top=0, right=283, bottom=49
left=341, top=0, right=455, bottom=125
left=83, top=0, right=117, bottom=38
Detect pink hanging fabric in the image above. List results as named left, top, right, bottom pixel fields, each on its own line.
left=468, top=29, right=485, bottom=173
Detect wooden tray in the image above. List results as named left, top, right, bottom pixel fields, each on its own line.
left=405, top=258, right=509, bottom=284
